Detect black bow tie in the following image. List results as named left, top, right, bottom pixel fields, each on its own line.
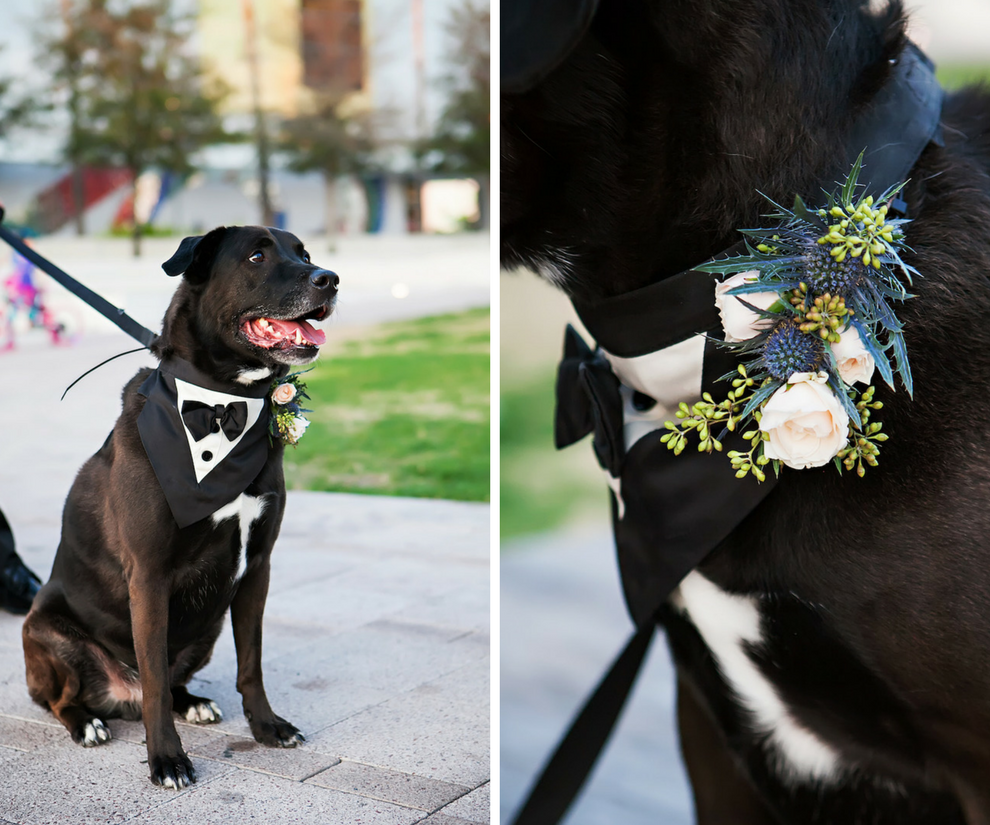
left=181, top=400, right=248, bottom=442
left=554, top=324, right=624, bottom=477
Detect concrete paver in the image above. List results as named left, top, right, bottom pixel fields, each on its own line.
left=0, top=483, right=490, bottom=824
left=437, top=784, right=490, bottom=822
left=122, top=770, right=422, bottom=825
left=307, top=760, right=470, bottom=812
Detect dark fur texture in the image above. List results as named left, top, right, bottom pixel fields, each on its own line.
left=503, top=1, right=990, bottom=822
left=22, top=226, right=337, bottom=788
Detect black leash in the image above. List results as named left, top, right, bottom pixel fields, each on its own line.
left=0, top=210, right=157, bottom=348
left=60, top=346, right=150, bottom=400
left=510, top=622, right=657, bottom=825
left=508, top=42, right=945, bottom=825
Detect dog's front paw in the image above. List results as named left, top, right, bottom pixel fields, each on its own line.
left=184, top=700, right=223, bottom=724
left=249, top=714, right=305, bottom=748
left=149, top=752, right=197, bottom=789
left=73, top=718, right=112, bottom=747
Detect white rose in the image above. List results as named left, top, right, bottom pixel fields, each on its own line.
left=759, top=376, right=850, bottom=469
left=831, top=325, right=875, bottom=386
left=714, top=271, right=779, bottom=343
left=287, top=415, right=310, bottom=443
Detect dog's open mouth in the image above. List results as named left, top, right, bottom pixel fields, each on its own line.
left=240, top=305, right=329, bottom=350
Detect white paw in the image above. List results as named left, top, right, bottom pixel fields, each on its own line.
left=82, top=719, right=111, bottom=747
left=160, top=773, right=191, bottom=790
left=185, top=701, right=223, bottom=724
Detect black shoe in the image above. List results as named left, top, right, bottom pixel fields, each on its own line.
left=0, top=555, right=41, bottom=615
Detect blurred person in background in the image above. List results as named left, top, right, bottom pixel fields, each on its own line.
left=0, top=507, right=40, bottom=615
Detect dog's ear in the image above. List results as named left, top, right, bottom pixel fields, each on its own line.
left=162, top=227, right=228, bottom=283
left=502, top=0, right=599, bottom=93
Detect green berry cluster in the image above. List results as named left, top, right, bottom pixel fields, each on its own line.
left=816, top=195, right=899, bottom=269
left=660, top=366, right=761, bottom=454
left=661, top=365, right=775, bottom=482
left=787, top=284, right=852, bottom=343
left=835, top=385, right=887, bottom=476
left=727, top=413, right=771, bottom=482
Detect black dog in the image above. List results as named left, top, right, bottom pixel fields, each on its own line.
left=22, top=226, right=337, bottom=788
left=503, top=1, right=990, bottom=823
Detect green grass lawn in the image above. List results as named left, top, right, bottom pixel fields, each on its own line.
left=500, top=369, right=606, bottom=539
left=937, top=64, right=990, bottom=90
left=285, top=307, right=490, bottom=502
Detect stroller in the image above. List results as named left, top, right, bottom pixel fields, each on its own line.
left=2, top=244, right=76, bottom=349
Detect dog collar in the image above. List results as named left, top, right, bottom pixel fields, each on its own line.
left=555, top=41, right=944, bottom=628
left=137, top=358, right=272, bottom=529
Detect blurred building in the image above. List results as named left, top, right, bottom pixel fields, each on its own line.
left=0, top=0, right=487, bottom=237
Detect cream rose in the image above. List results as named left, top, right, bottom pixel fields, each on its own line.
left=759, top=374, right=850, bottom=469
left=272, top=383, right=297, bottom=405
left=287, top=415, right=310, bottom=443
left=714, top=271, right=779, bottom=343
left=830, top=326, right=875, bottom=386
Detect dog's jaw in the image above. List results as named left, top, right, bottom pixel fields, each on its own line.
left=237, top=298, right=334, bottom=367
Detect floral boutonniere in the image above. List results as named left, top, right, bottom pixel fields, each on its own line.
left=269, top=371, right=312, bottom=446
left=663, top=154, right=916, bottom=479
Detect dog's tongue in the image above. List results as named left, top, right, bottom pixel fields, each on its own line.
left=246, top=317, right=326, bottom=348
left=266, top=318, right=326, bottom=346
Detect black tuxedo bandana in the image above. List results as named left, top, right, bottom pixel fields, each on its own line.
left=137, top=359, right=272, bottom=529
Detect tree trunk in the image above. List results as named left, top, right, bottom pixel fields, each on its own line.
left=324, top=172, right=339, bottom=251
left=475, top=173, right=490, bottom=231
left=71, top=165, right=86, bottom=236
left=131, top=177, right=142, bottom=258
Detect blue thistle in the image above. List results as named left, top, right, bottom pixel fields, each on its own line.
left=803, top=241, right=863, bottom=296
left=761, top=320, right=825, bottom=380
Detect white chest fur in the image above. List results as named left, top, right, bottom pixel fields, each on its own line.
left=211, top=493, right=267, bottom=581
left=671, top=571, right=844, bottom=785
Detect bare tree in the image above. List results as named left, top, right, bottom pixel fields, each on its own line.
left=0, top=47, right=44, bottom=142
left=422, top=0, right=490, bottom=225
left=40, top=0, right=230, bottom=254
left=279, top=94, right=383, bottom=245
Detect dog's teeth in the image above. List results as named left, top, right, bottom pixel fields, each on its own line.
left=295, top=329, right=303, bottom=344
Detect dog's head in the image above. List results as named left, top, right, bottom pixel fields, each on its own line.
left=501, top=0, right=908, bottom=302
left=155, top=226, right=337, bottom=382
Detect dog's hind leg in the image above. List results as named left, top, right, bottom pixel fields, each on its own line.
left=676, top=675, right=777, bottom=825
left=22, top=608, right=112, bottom=747
left=169, top=634, right=224, bottom=725
left=171, top=685, right=223, bottom=725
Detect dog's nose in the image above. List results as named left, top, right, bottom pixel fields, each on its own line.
left=309, top=270, right=339, bottom=292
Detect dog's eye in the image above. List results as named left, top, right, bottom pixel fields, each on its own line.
left=249, top=251, right=264, bottom=263
left=301, top=251, right=311, bottom=263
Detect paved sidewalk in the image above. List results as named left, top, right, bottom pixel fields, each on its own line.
left=0, top=327, right=489, bottom=818
left=501, top=529, right=691, bottom=825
